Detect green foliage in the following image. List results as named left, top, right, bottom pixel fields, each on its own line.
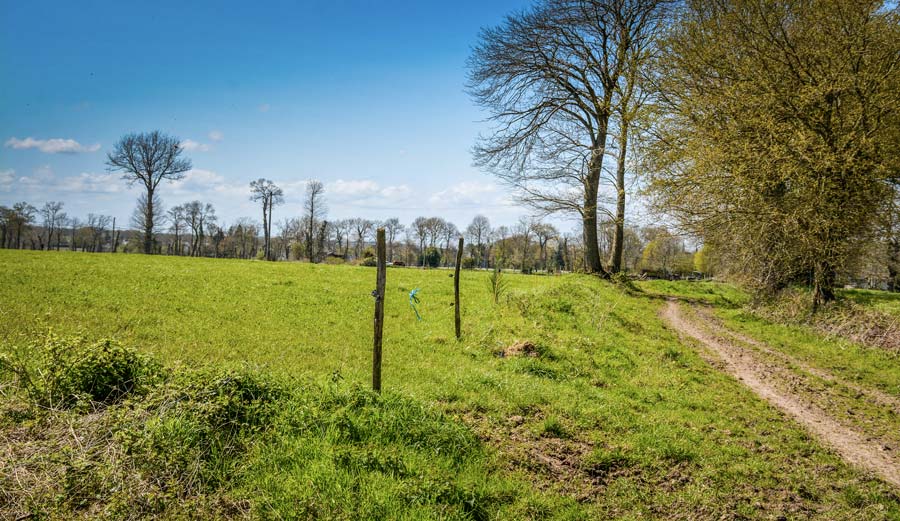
left=0, top=334, right=158, bottom=410
left=488, top=267, right=508, bottom=304
left=462, top=256, right=477, bottom=269
left=419, top=246, right=441, bottom=268
left=115, top=366, right=282, bottom=494
left=360, top=256, right=377, bottom=267
left=648, top=0, right=900, bottom=305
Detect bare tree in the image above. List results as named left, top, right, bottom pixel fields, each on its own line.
left=333, top=219, right=353, bottom=258
left=168, top=204, right=187, bottom=255
left=40, top=202, right=64, bottom=251
left=249, top=179, right=284, bottom=261
left=466, top=215, right=492, bottom=268
left=303, top=180, right=327, bottom=262
left=106, top=131, right=192, bottom=254
left=184, top=201, right=216, bottom=257
left=468, top=0, right=668, bottom=276
left=383, top=218, right=404, bottom=262
left=411, top=217, right=429, bottom=266
left=533, top=223, right=559, bottom=271
left=352, top=218, right=375, bottom=259
left=86, top=214, right=112, bottom=252
left=441, top=221, right=459, bottom=266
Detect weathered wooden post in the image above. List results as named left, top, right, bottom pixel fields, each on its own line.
left=373, top=227, right=386, bottom=392
left=455, top=236, right=463, bottom=340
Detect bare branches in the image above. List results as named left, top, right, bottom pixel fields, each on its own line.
left=106, top=131, right=192, bottom=254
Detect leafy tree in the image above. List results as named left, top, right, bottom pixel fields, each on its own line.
left=648, top=0, right=900, bottom=308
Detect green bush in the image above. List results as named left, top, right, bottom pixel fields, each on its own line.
left=419, top=247, right=441, bottom=268
left=360, top=256, right=377, bottom=267
left=116, top=366, right=282, bottom=493
left=0, top=334, right=158, bottom=410
left=461, top=256, right=477, bottom=269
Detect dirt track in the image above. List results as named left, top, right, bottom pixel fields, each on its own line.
left=662, top=299, right=900, bottom=489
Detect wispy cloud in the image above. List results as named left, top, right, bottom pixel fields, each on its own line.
left=258, top=103, right=271, bottom=113
left=5, top=136, right=100, bottom=154
left=429, top=181, right=498, bottom=204
left=180, top=139, right=211, bottom=152
left=208, top=130, right=224, bottom=142
left=0, top=169, right=14, bottom=191
left=328, top=179, right=410, bottom=199
left=58, top=172, right=124, bottom=193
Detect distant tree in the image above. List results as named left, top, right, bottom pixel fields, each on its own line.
left=249, top=178, right=284, bottom=261
left=184, top=201, right=216, bottom=257
left=333, top=219, right=353, bottom=258
left=440, top=221, right=459, bottom=266
left=352, top=218, right=375, bottom=259
left=411, top=217, right=429, bottom=266
left=5, top=202, right=36, bottom=249
left=382, top=218, right=404, bottom=262
left=67, top=216, right=80, bottom=251
left=303, top=180, right=327, bottom=262
left=40, top=201, right=64, bottom=251
left=106, top=131, right=191, bottom=254
left=86, top=213, right=112, bottom=253
left=533, top=223, right=558, bottom=272
left=516, top=217, right=536, bottom=273
left=278, top=217, right=301, bottom=260
left=466, top=215, right=491, bottom=268
left=168, top=204, right=187, bottom=255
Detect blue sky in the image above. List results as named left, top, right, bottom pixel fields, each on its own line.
left=0, top=0, right=599, bottom=231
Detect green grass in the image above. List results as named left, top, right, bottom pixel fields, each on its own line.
left=635, top=279, right=750, bottom=307
left=840, top=288, right=900, bottom=318
left=2, top=250, right=900, bottom=519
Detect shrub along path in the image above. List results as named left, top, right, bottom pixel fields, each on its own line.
left=662, top=299, right=900, bottom=489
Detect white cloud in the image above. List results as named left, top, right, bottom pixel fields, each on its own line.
left=208, top=130, right=224, bottom=142
left=258, top=103, right=271, bottom=113
left=429, top=181, right=498, bottom=204
left=5, top=136, right=100, bottom=154
left=328, top=179, right=410, bottom=199
left=0, top=169, right=14, bottom=192
left=180, top=139, right=211, bottom=152
left=58, top=172, right=123, bottom=193
left=19, top=165, right=55, bottom=186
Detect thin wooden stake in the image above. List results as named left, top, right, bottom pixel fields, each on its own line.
left=373, top=227, right=386, bottom=392
left=455, top=236, right=463, bottom=340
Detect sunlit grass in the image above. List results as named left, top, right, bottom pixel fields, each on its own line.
left=2, top=250, right=899, bottom=519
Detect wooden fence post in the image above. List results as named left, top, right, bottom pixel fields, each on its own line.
left=373, top=227, right=386, bottom=392
left=455, top=236, right=463, bottom=340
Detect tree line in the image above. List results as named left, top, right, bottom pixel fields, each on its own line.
left=2, top=192, right=710, bottom=278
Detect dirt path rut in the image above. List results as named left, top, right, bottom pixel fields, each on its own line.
left=662, top=299, right=900, bottom=489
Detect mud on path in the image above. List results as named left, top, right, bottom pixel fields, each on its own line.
left=661, top=299, right=900, bottom=490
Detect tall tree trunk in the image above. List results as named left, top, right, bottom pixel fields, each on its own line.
left=583, top=151, right=609, bottom=277
left=267, top=202, right=273, bottom=260
left=812, top=261, right=837, bottom=312
left=611, top=122, right=628, bottom=273
left=888, top=239, right=899, bottom=292
left=144, top=188, right=154, bottom=254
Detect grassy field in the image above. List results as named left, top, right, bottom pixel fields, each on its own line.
left=2, top=250, right=900, bottom=519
